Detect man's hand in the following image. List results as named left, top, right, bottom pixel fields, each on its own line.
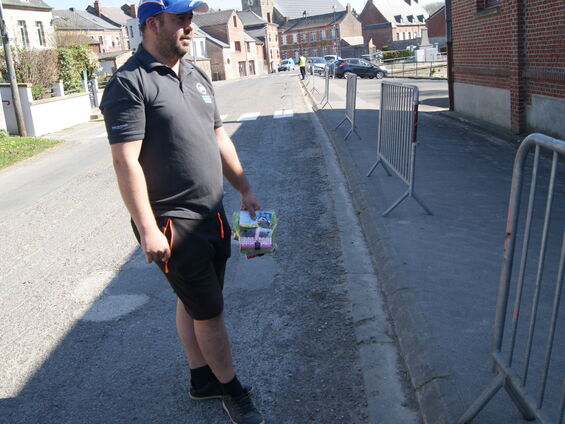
left=140, top=227, right=171, bottom=264
left=241, top=190, right=260, bottom=219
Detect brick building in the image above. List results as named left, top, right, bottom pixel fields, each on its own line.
left=237, top=10, right=280, bottom=73
left=451, top=0, right=565, bottom=138
left=241, top=0, right=345, bottom=22
left=425, top=5, right=445, bottom=48
left=359, top=0, right=428, bottom=50
left=277, top=4, right=361, bottom=61
left=193, top=10, right=266, bottom=80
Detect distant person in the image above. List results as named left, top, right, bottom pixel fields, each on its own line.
left=299, top=55, right=307, bottom=80
left=99, top=0, right=264, bottom=423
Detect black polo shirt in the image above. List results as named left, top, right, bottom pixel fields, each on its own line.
left=100, top=44, right=224, bottom=219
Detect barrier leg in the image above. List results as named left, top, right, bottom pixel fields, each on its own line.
left=334, top=117, right=347, bottom=130
left=382, top=191, right=409, bottom=217
left=344, top=126, right=361, bottom=141
left=457, top=375, right=504, bottom=424
left=367, top=159, right=392, bottom=177
left=411, top=192, right=433, bottom=216
left=507, top=387, right=536, bottom=421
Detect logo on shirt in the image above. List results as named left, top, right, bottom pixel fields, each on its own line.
left=196, top=83, right=207, bottom=95
left=111, top=123, right=128, bottom=131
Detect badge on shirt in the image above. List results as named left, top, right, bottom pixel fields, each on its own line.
left=196, top=83, right=212, bottom=103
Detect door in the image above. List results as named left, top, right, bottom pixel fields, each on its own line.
left=238, top=61, right=247, bottom=77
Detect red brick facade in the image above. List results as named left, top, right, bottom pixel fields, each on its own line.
left=452, top=0, right=565, bottom=135
left=426, top=6, right=445, bottom=38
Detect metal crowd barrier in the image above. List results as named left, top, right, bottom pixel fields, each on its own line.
left=334, top=73, right=360, bottom=140
left=319, top=67, right=332, bottom=110
left=366, top=81, right=431, bottom=216
left=459, top=133, right=565, bottom=424
left=309, top=66, right=320, bottom=95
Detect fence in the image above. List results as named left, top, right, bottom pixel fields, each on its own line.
left=334, top=73, right=360, bottom=141
left=458, top=133, right=565, bottom=424
left=382, top=55, right=448, bottom=79
left=318, top=67, right=332, bottom=110
left=366, top=81, right=431, bottom=216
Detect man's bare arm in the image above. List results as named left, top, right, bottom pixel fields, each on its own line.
left=215, top=126, right=260, bottom=217
left=110, top=141, right=170, bottom=264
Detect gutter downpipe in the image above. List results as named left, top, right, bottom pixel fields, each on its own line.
left=445, top=0, right=454, bottom=111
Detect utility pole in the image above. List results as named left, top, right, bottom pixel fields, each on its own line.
left=0, top=0, right=26, bottom=136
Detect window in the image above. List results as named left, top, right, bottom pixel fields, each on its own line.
left=331, top=28, right=336, bottom=39
left=396, top=33, right=400, bottom=41
left=292, top=34, right=297, bottom=44
left=310, top=32, right=316, bottom=42
left=485, top=0, right=500, bottom=7
left=99, top=36, right=104, bottom=45
left=233, top=16, right=237, bottom=27
left=320, top=30, right=326, bottom=40
left=246, top=42, right=251, bottom=53
left=35, top=21, right=45, bottom=46
left=235, top=41, right=241, bottom=52
left=267, top=12, right=271, bottom=23
left=200, top=40, right=205, bottom=56
left=17, top=21, right=29, bottom=47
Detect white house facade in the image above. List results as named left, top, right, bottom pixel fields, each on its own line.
left=2, top=0, right=54, bottom=49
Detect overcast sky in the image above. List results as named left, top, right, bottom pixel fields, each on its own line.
left=48, top=0, right=439, bottom=13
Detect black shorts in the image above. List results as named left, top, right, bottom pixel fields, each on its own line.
left=132, top=208, right=231, bottom=320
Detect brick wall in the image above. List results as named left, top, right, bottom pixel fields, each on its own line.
left=426, top=6, right=445, bottom=38
left=452, top=0, right=565, bottom=135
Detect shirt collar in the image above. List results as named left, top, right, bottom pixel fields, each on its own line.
left=136, top=44, right=195, bottom=78
left=135, top=44, right=164, bottom=70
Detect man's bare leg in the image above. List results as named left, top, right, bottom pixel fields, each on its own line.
left=193, top=312, right=236, bottom=383
left=175, top=299, right=207, bottom=368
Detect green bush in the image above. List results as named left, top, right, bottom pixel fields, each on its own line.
left=382, top=49, right=411, bottom=60
left=57, top=45, right=100, bottom=92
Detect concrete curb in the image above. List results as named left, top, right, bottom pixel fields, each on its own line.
left=298, top=76, right=466, bottom=424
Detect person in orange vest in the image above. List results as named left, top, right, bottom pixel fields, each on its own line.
left=299, top=55, right=307, bottom=80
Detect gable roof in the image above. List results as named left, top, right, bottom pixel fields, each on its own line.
left=86, top=4, right=133, bottom=26
left=237, top=10, right=267, bottom=27
left=2, top=0, right=51, bottom=10
left=53, top=9, right=121, bottom=31
left=278, top=10, right=347, bottom=32
left=274, top=0, right=345, bottom=19
left=192, top=9, right=235, bottom=27
left=362, top=0, right=428, bottom=27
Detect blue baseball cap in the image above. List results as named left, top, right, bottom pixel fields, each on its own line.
left=138, top=0, right=208, bottom=24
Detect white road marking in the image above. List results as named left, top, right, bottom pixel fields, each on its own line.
left=81, top=294, right=149, bottom=322
left=274, top=109, right=294, bottom=119
left=73, top=271, right=148, bottom=322
left=237, top=112, right=260, bottom=121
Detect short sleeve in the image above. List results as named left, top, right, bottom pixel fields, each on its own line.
left=100, top=76, right=146, bottom=144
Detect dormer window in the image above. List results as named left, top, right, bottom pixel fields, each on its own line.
left=407, top=15, right=414, bottom=23
left=394, top=15, right=402, bottom=24
left=417, top=15, right=425, bottom=22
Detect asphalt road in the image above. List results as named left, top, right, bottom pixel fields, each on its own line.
left=0, top=72, right=420, bottom=424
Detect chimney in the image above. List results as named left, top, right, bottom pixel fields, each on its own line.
left=94, top=0, right=102, bottom=16
left=404, top=0, right=411, bottom=4
left=346, top=3, right=352, bottom=13
left=69, top=7, right=75, bottom=11
left=130, top=4, right=137, bottom=18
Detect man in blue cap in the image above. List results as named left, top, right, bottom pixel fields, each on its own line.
left=100, top=1, right=264, bottom=423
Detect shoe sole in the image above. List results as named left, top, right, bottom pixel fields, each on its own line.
left=222, top=401, right=265, bottom=424
left=189, top=385, right=253, bottom=401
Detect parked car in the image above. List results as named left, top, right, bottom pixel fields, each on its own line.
left=307, top=57, right=327, bottom=75
left=324, top=54, right=339, bottom=63
left=278, top=59, right=295, bottom=71
left=330, top=58, right=388, bottom=79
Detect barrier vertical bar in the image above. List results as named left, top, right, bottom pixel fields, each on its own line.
left=521, top=152, right=558, bottom=386
left=507, top=146, right=540, bottom=368
left=319, top=67, right=332, bottom=109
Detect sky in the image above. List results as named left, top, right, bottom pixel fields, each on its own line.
left=48, top=0, right=439, bottom=13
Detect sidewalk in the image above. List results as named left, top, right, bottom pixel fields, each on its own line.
left=301, top=75, right=565, bottom=424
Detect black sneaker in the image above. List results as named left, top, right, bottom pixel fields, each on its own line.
left=222, top=392, right=264, bottom=424
left=189, top=381, right=253, bottom=401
